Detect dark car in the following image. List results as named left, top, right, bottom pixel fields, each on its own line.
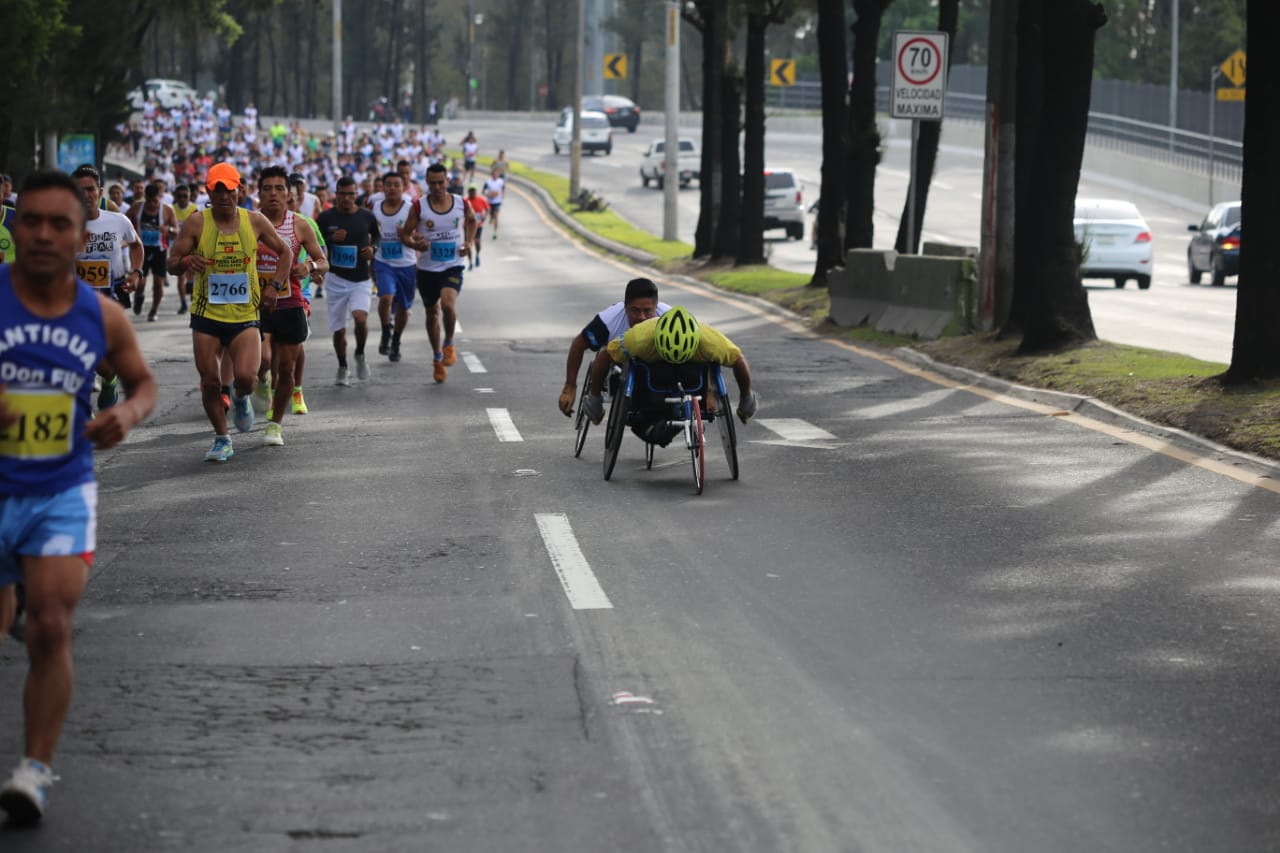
left=582, top=94, right=641, bottom=133
left=1187, top=200, right=1241, bottom=286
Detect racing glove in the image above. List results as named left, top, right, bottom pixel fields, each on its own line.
left=736, top=390, right=759, bottom=424
left=582, top=394, right=605, bottom=425
left=558, top=383, right=576, bottom=417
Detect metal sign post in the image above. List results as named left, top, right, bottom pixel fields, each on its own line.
left=891, top=31, right=948, bottom=254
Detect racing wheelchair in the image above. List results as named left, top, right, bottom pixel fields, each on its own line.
left=601, top=360, right=739, bottom=494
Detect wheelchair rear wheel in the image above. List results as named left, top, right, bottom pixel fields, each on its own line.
left=603, top=390, right=628, bottom=480
left=573, top=371, right=592, bottom=458
left=689, top=397, right=706, bottom=494
left=716, top=388, right=739, bottom=480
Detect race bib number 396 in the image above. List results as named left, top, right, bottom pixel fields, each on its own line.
left=0, top=389, right=74, bottom=460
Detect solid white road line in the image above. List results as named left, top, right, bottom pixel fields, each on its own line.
left=487, top=408, right=523, bottom=442
left=535, top=513, right=614, bottom=610
left=756, top=418, right=837, bottom=442
left=462, top=352, right=486, bottom=373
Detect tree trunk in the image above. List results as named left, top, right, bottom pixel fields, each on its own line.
left=846, top=0, right=890, bottom=252
left=692, top=2, right=725, bottom=258
left=811, top=0, right=849, bottom=287
left=1012, top=0, right=1104, bottom=353
left=713, top=65, right=743, bottom=260
left=737, top=9, right=768, bottom=266
left=893, top=0, right=958, bottom=255
left=1225, top=0, right=1280, bottom=381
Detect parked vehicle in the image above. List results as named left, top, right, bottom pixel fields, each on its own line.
left=639, top=138, right=700, bottom=189
left=1187, top=200, right=1241, bottom=286
left=127, top=79, right=199, bottom=110
left=553, top=110, right=613, bottom=155
left=1073, top=198, right=1153, bottom=289
left=763, top=169, right=805, bottom=241
left=583, top=94, right=641, bottom=133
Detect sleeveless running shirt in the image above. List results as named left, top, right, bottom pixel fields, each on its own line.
left=0, top=267, right=107, bottom=495
left=374, top=198, right=417, bottom=267
left=257, top=210, right=305, bottom=309
left=413, top=194, right=467, bottom=273
left=190, top=208, right=261, bottom=323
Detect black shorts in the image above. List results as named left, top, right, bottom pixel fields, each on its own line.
left=259, top=305, right=310, bottom=345
left=143, top=247, right=167, bottom=277
left=191, top=314, right=259, bottom=348
left=416, top=267, right=464, bottom=307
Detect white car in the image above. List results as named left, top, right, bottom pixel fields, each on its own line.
left=1073, top=198, right=1154, bottom=290
left=763, top=169, right=805, bottom=240
left=553, top=110, right=613, bottom=156
left=127, top=79, right=199, bottom=110
left=639, top=138, right=700, bottom=188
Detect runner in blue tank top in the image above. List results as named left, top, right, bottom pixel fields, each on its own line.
left=0, top=170, right=157, bottom=827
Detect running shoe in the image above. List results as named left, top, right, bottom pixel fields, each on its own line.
left=355, top=353, right=370, bottom=381
left=263, top=422, right=284, bottom=446
left=232, top=394, right=254, bottom=433
left=252, top=371, right=273, bottom=413
left=335, top=365, right=351, bottom=386
left=475, top=255, right=480, bottom=267
left=204, top=435, right=234, bottom=462
left=291, top=388, right=308, bottom=415
left=0, top=758, right=56, bottom=826
left=177, top=301, right=188, bottom=315
left=442, top=344, right=457, bottom=367
left=389, top=346, right=402, bottom=363
left=132, top=291, right=144, bottom=315
left=379, top=328, right=391, bottom=356
left=96, top=376, right=120, bottom=410
left=147, top=312, right=156, bottom=322
left=433, top=358, right=447, bottom=383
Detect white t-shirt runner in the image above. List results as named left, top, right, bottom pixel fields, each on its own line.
left=77, top=210, right=139, bottom=289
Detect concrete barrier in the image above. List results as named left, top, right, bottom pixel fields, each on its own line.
left=829, top=247, right=977, bottom=338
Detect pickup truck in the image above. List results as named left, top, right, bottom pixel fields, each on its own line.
left=639, top=138, right=700, bottom=189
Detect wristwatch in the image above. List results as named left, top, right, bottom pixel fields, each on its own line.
left=128, top=268, right=143, bottom=277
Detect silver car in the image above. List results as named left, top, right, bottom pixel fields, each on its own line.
left=763, top=169, right=805, bottom=241
left=1073, top=198, right=1154, bottom=290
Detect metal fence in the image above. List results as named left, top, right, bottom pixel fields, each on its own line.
left=765, top=62, right=1244, bottom=182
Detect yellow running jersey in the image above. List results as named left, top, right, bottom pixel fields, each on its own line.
left=190, top=208, right=262, bottom=323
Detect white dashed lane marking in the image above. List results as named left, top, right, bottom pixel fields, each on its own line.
left=487, top=408, right=523, bottom=442
left=535, top=513, right=614, bottom=610
left=756, top=418, right=837, bottom=442
left=462, top=352, right=486, bottom=373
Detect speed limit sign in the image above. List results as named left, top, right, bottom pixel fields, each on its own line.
left=891, top=31, right=949, bottom=120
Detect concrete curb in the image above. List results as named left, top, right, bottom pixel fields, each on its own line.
left=892, top=347, right=1280, bottom=481
left=502, top=171, right=659, bottom=266
left=503, top=169, right=812, bottom=327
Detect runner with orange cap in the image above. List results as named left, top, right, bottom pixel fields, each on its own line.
left=167, top=162, right=294, bottom=462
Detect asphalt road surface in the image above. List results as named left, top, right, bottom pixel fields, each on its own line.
left=3, top=185, right=1278, bottom=851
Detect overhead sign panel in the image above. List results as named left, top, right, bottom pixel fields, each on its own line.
left=891, top=31, right=948, bottom=120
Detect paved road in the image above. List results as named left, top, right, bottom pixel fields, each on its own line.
left=4, top=182, right=1278, bottom=851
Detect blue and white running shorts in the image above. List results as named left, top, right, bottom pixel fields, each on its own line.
left=0, top=482, right=98, bottom=586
